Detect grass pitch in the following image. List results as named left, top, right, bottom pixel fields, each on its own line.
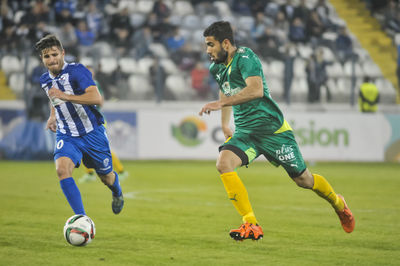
left=0, top=160, right=399, bottom=265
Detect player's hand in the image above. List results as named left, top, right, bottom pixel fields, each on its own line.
left=46, top=116, right=57, bottom=132
left=199, top=101, right=223, bottom=116
left=48, top=87, right=67, bottom=101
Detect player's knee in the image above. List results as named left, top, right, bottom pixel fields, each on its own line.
left=292, top=170, right=314, bottom=189
left=216, top=159, right=233, bottom=174
left=55, top=166, right=71, bottom=180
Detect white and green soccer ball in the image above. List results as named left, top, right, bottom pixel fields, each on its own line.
left=63, top=215, right=95, bottom=246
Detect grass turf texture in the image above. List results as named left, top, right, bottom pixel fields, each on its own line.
left=0, top=160, right=399, bottom=265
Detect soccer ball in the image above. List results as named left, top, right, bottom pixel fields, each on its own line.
left=63, top=214, right=95, bottom=246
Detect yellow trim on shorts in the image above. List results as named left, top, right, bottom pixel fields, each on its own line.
left=274, top=119, right=292, bottom=134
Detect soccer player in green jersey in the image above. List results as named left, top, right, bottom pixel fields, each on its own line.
left=199, top=21, right=355, bottom=241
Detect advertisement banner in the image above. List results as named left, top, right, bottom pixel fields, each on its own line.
left=137, top=109, right=395, bottom=162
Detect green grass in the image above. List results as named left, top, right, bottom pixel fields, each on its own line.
left=0, top=160, right=399, bottom=265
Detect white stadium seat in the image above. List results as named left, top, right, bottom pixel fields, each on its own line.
left=136, top=57, right=154, bottom=75
left=128, top=74, right=153, bottom=100
left=9, top=72, right=25, bottom=96
left=160, top=58, right=179, bottom=75
left=173, top=1, right=194, bottom=16
left=182, top=14, right=201, bottom=30
left=99, top=57, right=118, bottom=74
left=136, top=0, right=153, bottom=14
left=119, top=58, right=137, bottom=74
left=1, top=55, right=22, bottom=75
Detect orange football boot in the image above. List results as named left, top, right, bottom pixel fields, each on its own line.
left=336, top=194, right=355, bottom=233
left=229, top=222, right=263, bottom=241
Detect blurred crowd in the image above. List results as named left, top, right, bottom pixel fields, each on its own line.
left=0, top=0, right=393, bottom=105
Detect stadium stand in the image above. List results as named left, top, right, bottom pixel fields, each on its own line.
left=0, top=0, right=398, bottom=105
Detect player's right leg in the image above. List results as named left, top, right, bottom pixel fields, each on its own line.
left=56, top=157, right=86, bottom=215
left=217, top=149, right=263, bottom=241
left=54, top=136, right=86, bottom=215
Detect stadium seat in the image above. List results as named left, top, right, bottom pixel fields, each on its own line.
left=293, top=58, right=306, bottom=78
left=326, top=62, right=344, bottom=78
left=201, top=15, right=219, bottom=29
left=321, top=47, right=335, bottom=62
left=160, top=58, right=179, bottom=75
left=237, top=16, right=255, bottom=32
left=22, top=56, right=40, bottom=76
left=297, top=44, right=313, bottom=59
left=136, top=0, right=153, bottom=14
left=362, top=60, right=382, bottom=78
left=191, top=29, right=205, bottom=44
left=8, top=72, right=25, bottom=96
left=1, top=55, right=22, bottom=75
left=119, top=58, right=137, bottom=74
left=173, top=1, right=194, bottom=16
left=266, top=77, right=283, bottom=101
left=80, top=57, right=94, bottom=68
left=130, top=13, right=146, bottom=28
left=128, top=74, right=153, bottom=100
left=268, top=60, right=284, bottom=79
left=213, top=1, right=230, bottom=15
left=169, top=15, right=182, bottom=26
left=344, top=61, right=364, bottom=77
left=136, top=57, right=154, bottom=75
left=99, top=57, right=118, bottom=74
left=166, top=74, right=194, bottom=100
left=182, top=14, right=201, bottom=30
left=92, top=41, right=113, bottom=57
left=149, top=43, right=169, bottom=58
left=291, top=77, right=308, bottom=102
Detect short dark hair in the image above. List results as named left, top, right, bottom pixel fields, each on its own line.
left=35, top=34, right=63, bottom=55
left=203, top=21, right=235, bottom=45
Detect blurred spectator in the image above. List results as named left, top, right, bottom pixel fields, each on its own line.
left=251, top=12, right=272, bottom=40
left=57, top=22, right=78, bottom=58
left=109, top=5, right=132, bottom=40
left=95, top=63, right=112, bottom=100
left=232, top=0, right=252, bottom=16
left=396, top=35, right=400, bottom=94
left=152, top=0, right=171, bottom=21
left=384, top=1, right=400, bottom=33
left=335, top=26, right=353, bottom=63
left=0, top=21, right=20, bottom=55
left=293, top=0, right=310, bottom=22
left=109, top=64, right=129, bottom=99
left=249, top=0, right=267, bottom=16
left=193, top=0, right=219, bottom=16
left=306, top=48, right=331, bottom=102
left=113, top=28, right=132, bottom=57
left=132, top=26, right=153, bottom=60
left=26, top=63, right=49, bottom=121
left=75, top=19, right=95, bottom=54
left=274, top=11, right=289, bottom=43
left=149, top=56, right=167, bottom=102
left=306, top=10, right=325, bottom=46
left=358, top=76, right=379, bottom=112
left=86, top=0, right=105, bottom=38
left=256, top=28, right=283, bottom=60
left=104, top=0, right=120, bottom=17
left=165, top=26, right=185, bottom=52
left=54, top=0, right=76, bottom=25
left=314, top=0, right=332, bottom=29
left=171, top=42, right=199, bottom=71
left=191, top=62, right=210, bottom=99
left=280, top=0, right=295, bottom=21
left=289, top=17, right=307, bottom=43
left=283, top=44, right=297, bottom=104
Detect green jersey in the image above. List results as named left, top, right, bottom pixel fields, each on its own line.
left=209, top=47, right=284, bottom=134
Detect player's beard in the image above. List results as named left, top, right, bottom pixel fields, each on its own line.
left=214, top=49, right=228, bottom=64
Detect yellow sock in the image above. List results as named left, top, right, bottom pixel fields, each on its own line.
left=220, top=172, right=258, bottom=224
left=312, top=174, right=344, bottom=211
left=111, top=151, right=124, bottom=173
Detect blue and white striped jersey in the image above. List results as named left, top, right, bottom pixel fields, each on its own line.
left=40, top=62, right=104, bottom=137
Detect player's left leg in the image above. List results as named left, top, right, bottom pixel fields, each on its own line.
left=98, top=171, right=124, bottom=214
left=292, top=170, right=355, bottom=233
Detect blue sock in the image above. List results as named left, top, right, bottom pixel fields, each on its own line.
left=60, top=177, right=85, bottom=215
left=107, top=171, right=122, bottom=197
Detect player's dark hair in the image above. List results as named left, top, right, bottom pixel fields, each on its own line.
left=35, top=34, right=63, bottom=55
left=203, top=21, right=235, bottom=45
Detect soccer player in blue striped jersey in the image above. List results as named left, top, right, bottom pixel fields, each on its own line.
left=35, top=34, right=124, bottom=215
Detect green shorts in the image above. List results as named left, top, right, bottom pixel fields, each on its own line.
left=219, top=130, right=307, bottom=178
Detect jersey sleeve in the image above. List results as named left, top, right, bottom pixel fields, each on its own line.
left=72, top=64, right=96, bottom=92
left=238, top=51, right=263, bottom=80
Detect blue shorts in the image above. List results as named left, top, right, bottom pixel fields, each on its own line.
left=54, top=125, right=113, bottom=175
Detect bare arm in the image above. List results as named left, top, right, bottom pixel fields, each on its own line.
left=46, top=105, right=57, bottom=132
left=199, top=76, right=263, bottom=115
left=48, top=85, right=103, bottom=106
left=220, top=92, right=233, bottom=139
